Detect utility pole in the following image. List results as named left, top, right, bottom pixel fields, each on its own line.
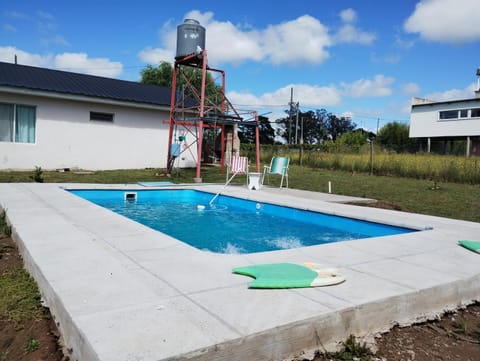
left=295, top=102, right=299, bottom=144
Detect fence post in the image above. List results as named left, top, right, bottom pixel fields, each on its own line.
left=370, top=140, right=374, bottom=175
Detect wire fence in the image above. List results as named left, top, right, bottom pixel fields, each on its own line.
left=241, top=143, right=480, bottom=185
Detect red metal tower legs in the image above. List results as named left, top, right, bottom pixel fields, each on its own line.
left=166, top=50, right=260, bottom=181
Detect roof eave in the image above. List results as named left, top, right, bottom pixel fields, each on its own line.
left=0, top=85, right=171, bottom=111
left=411, top=97, right=480, bottom=109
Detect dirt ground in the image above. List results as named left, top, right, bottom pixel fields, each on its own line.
left=309, top=304, right=480, bottom=361
left=0, top=235, right=66, bottom=361
left=1, top=234, right=479, bottom=361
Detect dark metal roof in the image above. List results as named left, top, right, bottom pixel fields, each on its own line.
left=0, top=61, right=171, bottom=107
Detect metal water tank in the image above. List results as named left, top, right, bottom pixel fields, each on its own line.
left=176, top=19, right=206, bottom=59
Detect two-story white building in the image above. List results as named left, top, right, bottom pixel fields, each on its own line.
left=409, top=86, right=480, bottom=157
left=0, top=61, right=197, bottom=170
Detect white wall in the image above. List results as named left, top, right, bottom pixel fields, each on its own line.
left=409, top=99, right=480, bottom=138
left=0, top=93, right=197, bottom=170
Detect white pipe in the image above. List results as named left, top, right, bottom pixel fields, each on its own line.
left=208, top=171, right=239, bottom=206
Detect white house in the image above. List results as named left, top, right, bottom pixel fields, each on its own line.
left=409, top=89, right=480, bottom=156
left=0, top=61, right=197, bottom=170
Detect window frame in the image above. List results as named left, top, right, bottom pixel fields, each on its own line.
left=0, top=102, right=36, bottom=144
left=459, top=109, right=469, bottom=118
left=471, top=108, right=480, bottom=118
left=90, top=111, right=114, bottom=122
left=438, top=107, right=480, bottom=121
left=438, top=109, right=459, bottom=120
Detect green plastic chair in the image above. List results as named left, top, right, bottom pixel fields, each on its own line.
left=262, top=156, right=289, bottom=188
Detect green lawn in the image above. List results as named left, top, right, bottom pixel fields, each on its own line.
left=0, top=166, right=479, bottom=223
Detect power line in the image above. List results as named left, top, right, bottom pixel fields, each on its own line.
left=231, top=102, right=409, bottom=122
left=46, top=60, right=412, bottom=123
left=231, top=103, right=289, bottom=108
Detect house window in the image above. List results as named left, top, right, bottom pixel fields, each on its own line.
left=90, top=111, right=114, bottom=122
left=0, top=103, right=36, bottom=143
left=438, top=107, right=480, bottom=121
left=471, top=108, right=480, bottom=118
left=438, top=110, right=459, bottom=120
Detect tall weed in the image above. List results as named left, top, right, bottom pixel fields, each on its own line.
left=256, top=147, right=480, bottom=184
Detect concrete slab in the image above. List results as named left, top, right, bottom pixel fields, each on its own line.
left=0, top=182, right=479, bottom=361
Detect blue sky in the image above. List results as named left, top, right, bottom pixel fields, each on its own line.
left=1, top=0, right=480, bottom=132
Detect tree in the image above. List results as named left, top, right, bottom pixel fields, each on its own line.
left=329, top=130, right=370, bottom=153
left=140, top=62, right=173, bottom=87
left=141, top=63, right=272, bottom=152
left=376, top=121, right=417, bottom=153
left=238, top=115, right=275, bottom=144
left=336, top=130, right=369, bottom=147
left=326, top=114, right=356, bottom=141
left=275, top=108, right=356, bottom=144
left=276, top=109, right=326, bottom=144
left=303, top=110, right=329, bottom=144
left=140, top=61, right=223, bottom=106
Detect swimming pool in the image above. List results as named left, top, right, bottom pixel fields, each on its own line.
left=70, top=189, right=416, bottom=254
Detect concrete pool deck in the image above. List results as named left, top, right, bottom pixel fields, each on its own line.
left=0, top=182, right=479, bottom=361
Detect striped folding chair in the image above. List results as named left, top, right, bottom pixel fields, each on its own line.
left=226, top=155, right=249, bottom=185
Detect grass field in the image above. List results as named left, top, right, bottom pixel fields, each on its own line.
left=255, top=146, right=480, bottom=184
left=0, top=165, right=478, bottom=223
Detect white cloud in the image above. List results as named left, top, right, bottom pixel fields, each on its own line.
left=402, top=82, right=420, bottom=95
left=334, top=24, right=376, bottom=45
left=227, top=84, right=341, bottom=119
left=55, top=53, right=123, bottom=77
left=334, top=8, right=376, bottom=45
left=227, top=91, right=266, bottom=107
left=265, top=84, right=340, bottom=106
left=395, top=34, right=416, bottom=49
left=138, top=46, right=174, bottom=65
left=140, top=11, right=378, bottom=66
left=0, top=46, right=53, bottom=67
left=227, top=83, right=341, bottom=126
left=339, top=8, right=357, bottom=23
left=341, top=75, right=394, bottom=98
left=404, top=0, right=480, bottom=43
left=0, top=46, right=123, bottom=78
left=228, top=75, right=398, bottom=113
left=263, top=15, right=331, bottom=65
left=183, top=10, right=215, bottom=28
left=139, top=10, right=264, bottom=65
left=424, top=83, right=477, bottom=101
left=204, top=18, right=263, bottom=64
left=228, top=83, right=341, bottom=109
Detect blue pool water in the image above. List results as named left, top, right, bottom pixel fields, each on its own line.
left=69, top=189, right=416, bottom=254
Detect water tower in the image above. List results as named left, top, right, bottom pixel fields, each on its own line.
left=166, top=19, right=260, bottom=181
left=175, top=19, right=205, bottom=60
